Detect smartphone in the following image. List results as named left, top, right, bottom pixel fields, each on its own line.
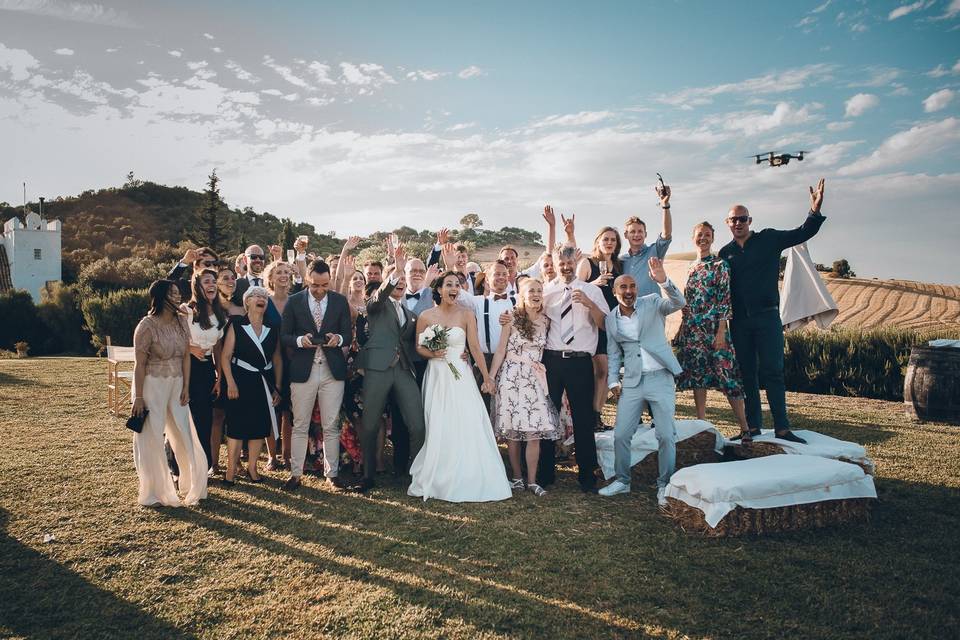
left=657, top=172, right=666, bottom=193
left=297, top=235, right=308, bottom=244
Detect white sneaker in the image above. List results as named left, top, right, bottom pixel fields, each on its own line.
left=598, top=480, right=631, bottom=496
left=656, top=487, right=668, bottom=508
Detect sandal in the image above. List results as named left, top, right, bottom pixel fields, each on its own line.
left=509, top=478, right=525, bottom=490
left=527, top=483, right=547, bottom=497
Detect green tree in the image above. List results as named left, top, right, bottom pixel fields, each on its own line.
left=278, top=217, right=297, bottom=251
left=190, top=170, right=230, bottom=252
left=459, top=213, right=483, bottom=229
left=123, top=171, right=143, bottom=189
left=832, top=259, right=856, bottom=279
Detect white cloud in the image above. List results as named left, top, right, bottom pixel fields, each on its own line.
left=339, top=62, right=396, bottom=90
left=105, top=47, right=118, bottom=53
left=225, top=59, right=260, bottom=84
left=708, top=102, right=821, bottom=136
left=447, top=122, right=477, bottom=132
left=211, top=47, right=222, bottom=54
left=812, top=0, right=832, bottom=12
left=54, top=47, right=74, bottom=56
left=839, top=117, right=960, bottom=175
left=260, top=88, right=283, bottom=96
left=202, top=33, right=215, bottom=40
left=850, top=22, right=868, bottom=32
left=889, top=85, right=911, bottom=96
left=888, top=2, right=928, bottom=20
left=530, top=111, right=614, bottom=129
left=956, top=59, right=960, bottom=73
left=657, top=64, right=834, bottom=108
left=796, top=16, right=816, bottom=28
left=457, top=65, right=485, bottom=79
left=407, top=69, right=448, bottom=81
left=168, top=50, right=182, bottom=58
left=925, top=64, right=949, bottom=78
left=263, top=55, right=310, bottom=88
left=923, top=89, right=955, bottom=112
left=186, top=60, right=216, bottom=80
left=934, top=0, right=960, bottom=20
left=827, top=121, right=854, bottom=131
left=0, top=0, right=137, bottom=27
left=806, top=141, right=863, bottom=167
left=844, top=93, right=879, bottom=117
left=0, top=42, right=39, bottom=81
left=848, top=67, right=900, bottom=88
left=282, top=92, right=298, bottom=102
left=306, top=61, right=336, bottom=85
left=305, top=96, right=334, bottom=107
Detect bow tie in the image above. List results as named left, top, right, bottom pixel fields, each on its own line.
left=405, top=292, right=421, bottom=300
left=493, top=294, right=508, bottom=301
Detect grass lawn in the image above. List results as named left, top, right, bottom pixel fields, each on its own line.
left=1, top=356, right=959, bottom=639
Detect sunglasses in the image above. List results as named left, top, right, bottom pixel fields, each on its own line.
left=727, top=216, right=750, bottom=224
left=246, top=254, right=265, bottom=261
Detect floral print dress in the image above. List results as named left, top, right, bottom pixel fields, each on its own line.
left=673, top=255, right=744, bottom=398
left=492, top=318, right=562, bottom=441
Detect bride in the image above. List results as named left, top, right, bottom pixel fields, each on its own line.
left=408, top=271, right=512, bottom=503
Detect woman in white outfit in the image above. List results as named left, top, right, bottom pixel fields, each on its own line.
left=131, top=279, right=209, bottom=506
left=408, top=271, right=512, bottom=503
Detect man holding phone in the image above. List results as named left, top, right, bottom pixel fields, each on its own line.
left=280, top=259, right=352, bottom=491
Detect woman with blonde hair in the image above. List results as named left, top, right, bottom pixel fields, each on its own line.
left=489, top=277, right=562, bottom=497
left=261, top=259, right=297, bottom=470
left=577, top=226, right=623, bottom=430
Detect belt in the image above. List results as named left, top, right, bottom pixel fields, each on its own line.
left=740, top=305, right=779, bottom=318
left=232, top=357, right=273, bottom=374
left=543, top=349, right=592, bottom=359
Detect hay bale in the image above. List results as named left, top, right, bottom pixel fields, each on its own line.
left=663, top=455, right=877, bottom=537
left=631, top=430, right=721, bottom=485
left=725, top=430, right=875, bottom=475
left=665, top=496, right=874, bottom=537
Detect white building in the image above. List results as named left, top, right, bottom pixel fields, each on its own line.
left=0, top=211, right=62, bottom=302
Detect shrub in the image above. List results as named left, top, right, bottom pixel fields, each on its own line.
left=783, top=326, right=960, bottom=401
left=38, top=283, right=93, bottom=354
left=0, top=290, right=46, bottom=352
left=81, top=288, right=150, bottom=352
left=77, top=256, right=167, bottom=296
left=832, top=259, right=855, bottom=279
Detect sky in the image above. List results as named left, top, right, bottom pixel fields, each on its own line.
left=1, top=0, right=959, bottom=283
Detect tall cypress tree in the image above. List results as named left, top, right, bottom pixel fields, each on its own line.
left=189, top=170, right=229, bottom=251
left=278, top=217, right=296, bottom=252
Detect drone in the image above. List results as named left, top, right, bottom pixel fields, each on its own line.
left=752, top=151, right=807, bottom=167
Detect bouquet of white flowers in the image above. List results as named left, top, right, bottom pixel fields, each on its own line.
left=418, top=324, right=461, bottom=380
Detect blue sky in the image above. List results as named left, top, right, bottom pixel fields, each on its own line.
left=1, top=0, right=959, bottom=283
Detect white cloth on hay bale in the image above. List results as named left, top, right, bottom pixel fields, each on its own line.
left=595, top=419, right=725, bottom=480
left=780, top=242, right=838, bottom=332
left=665, top=455, right=877, bottom=528
left=724, top=429, right=875, bottom=475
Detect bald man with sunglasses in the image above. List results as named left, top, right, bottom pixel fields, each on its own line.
left=718, top=179, right=827, bottom=445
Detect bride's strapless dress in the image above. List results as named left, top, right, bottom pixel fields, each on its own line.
left=408, top=326, right=512, bottom=502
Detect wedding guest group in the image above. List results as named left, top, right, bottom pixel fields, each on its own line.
left=125, top=178, right=828, bottom=507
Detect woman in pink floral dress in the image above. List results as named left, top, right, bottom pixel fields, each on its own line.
left=490, top=278, right=562, bottom=497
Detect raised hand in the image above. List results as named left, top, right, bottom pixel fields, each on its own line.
left=656, top=183, right=671, bottom=207
left=344, top=235, right=361, bottom=252
left=809, top=178, right=825, bottom=213
left=560, top=213, right=576, bottom=239
left=182, top=248, right=199, bottom=264
left=436, top=227, right=449, bottom=245
left=293, top=236, right=308, bottom=253
left=648, top=256, right=666, bottom=284
left=394, top=242, right=407, bottom=273
left=268, top=244, right=283, bottom=261
left=441, top=242, right=458, bottom=270
left=424, top=263, right=439, bottom=286
left=543, top=205, right=556, bottom=227
left=341, top=253, right=355, bottom=271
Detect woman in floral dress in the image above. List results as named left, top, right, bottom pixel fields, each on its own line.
left=673, top=222, right=751, bottom=440
left=490, top=278, right=562, bottom=496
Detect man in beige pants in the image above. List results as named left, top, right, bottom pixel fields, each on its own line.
left=280, top=260, right=352, bottom=491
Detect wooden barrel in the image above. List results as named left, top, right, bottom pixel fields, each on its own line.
left=904, top=347, right=960, bottom=425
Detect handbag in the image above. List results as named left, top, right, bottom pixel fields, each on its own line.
left=126, top=409, right=149, bottom=433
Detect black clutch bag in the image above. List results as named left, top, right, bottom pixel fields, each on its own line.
left=126, top=409, right=149, bottom=433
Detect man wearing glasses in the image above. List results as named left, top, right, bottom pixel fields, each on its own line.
left=718, top=179, right=827, bottom=445
left=234, top=244, right=267, bottom=302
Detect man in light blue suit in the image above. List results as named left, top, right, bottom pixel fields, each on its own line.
left=599, top=259, right=685, bottom=506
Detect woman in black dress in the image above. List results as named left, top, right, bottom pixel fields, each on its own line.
left=576, top=226, right=622, bottom=429
left=220, top=286, right=283, bottom=485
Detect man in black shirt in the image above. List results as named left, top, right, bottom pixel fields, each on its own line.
left=718, top=179, right=826, bottom=444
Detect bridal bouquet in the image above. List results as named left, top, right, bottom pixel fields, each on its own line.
left=418, top=324, right=461, bottom=379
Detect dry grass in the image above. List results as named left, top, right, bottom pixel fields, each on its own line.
left=2, top=357, right=960, bottom=639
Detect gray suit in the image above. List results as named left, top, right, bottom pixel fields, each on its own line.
left=359, top=278, right=426, bottom=480
left=606, top=280, right=685, bottom=488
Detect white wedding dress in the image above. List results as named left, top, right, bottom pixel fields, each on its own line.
left=408, top=326, right=512, bottom=503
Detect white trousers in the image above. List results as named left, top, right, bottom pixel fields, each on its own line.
left=133, top=374, right=208, bottom=506
left=290, top=360, right=344, bottom=478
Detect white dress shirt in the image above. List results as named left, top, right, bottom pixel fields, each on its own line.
left=403, top=286, right=430, bottom=312
left=542, top=278, right=609, bottom=353
left=459, top=289, right=516, bottom=354
left=296, top=293, right=342, bottom=347
left=613, top=306, right=665, bottom=374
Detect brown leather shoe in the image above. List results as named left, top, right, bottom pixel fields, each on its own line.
left=282, top=476, right=302, bottom=492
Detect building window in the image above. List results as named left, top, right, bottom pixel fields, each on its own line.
left=34, top=248, right=42, bottom=260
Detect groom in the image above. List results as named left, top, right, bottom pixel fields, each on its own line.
left=355, top=245, right=426, bottom=492
left=599, top=263, right=685, bottom=507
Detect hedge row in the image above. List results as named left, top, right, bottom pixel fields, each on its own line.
left=784, top=326, right=960, bottom=401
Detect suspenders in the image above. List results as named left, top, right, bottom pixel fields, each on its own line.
left=483, top=295, right=517, bottom=352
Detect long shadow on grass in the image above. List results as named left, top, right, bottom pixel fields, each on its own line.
left=0, top=508, right=195, bottom=640
left=0, top=370, right=44, bottom=388
left=164, top=488, right=667, bottom=639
